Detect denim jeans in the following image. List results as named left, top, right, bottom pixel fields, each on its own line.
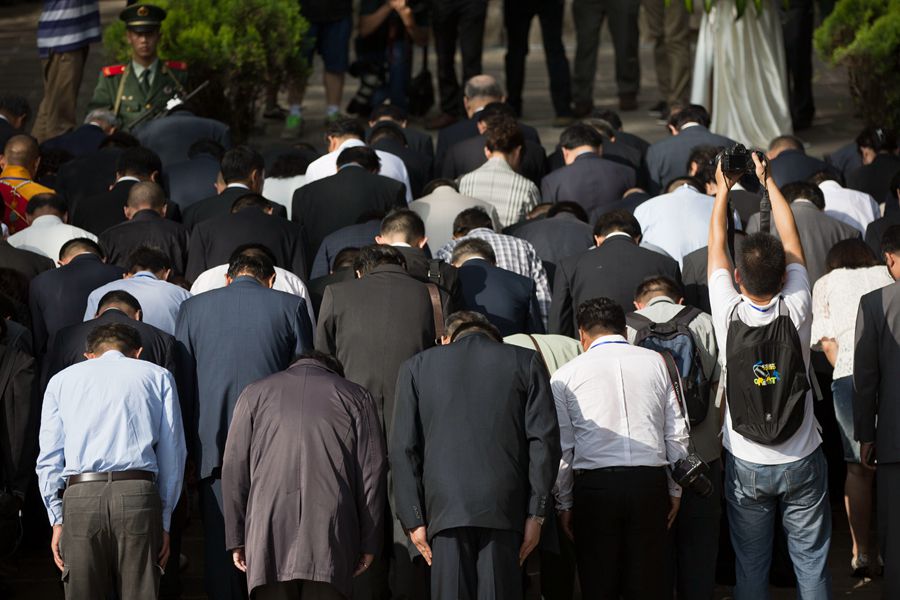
left=831, top=376, right=860, bottom=462
left=724, top=447, right=832, bottom=599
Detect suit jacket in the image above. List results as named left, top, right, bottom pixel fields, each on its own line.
left=436, top=116, right=541, bottom=171
left=456, top=258, right=544, bottom=336
left=292, top=167, right=406, bottom=268
left=307, top=268, right=356, bottom=318
left=163, top=153, right=221, bottom=210
left=846, top=154, right=900, bottom=206
left=826, top=141, right=863, bottom=180
left=315, top=264, right=437, bottom=432
left=549, top=235, right=683, bottom=337
left=506, top=214, right=594, bottom=285
left=394, top=245, right=461, bottom=314
left=390, top=332, right=560, bottom=536
left=41, top=124, right=107, bottom=158
left=221, top=359, right=386, bottom=598
left=99, top=209, right=191, bottom=276
left=372, top=138, right=431, bottom=199
left=28, top=253, right=124, bottom=355
left=403, top=126, right=435, bottom=165
left=182, top=186, right=287, bottom=230
left=746, top=201, right=860, bottom=285
left=547, top=139, right=646, bottom=187
left=0, top=344, right=36, bottom=497
left=186, top=207, right=306, bottom=282
left=55, top=147, right=123, bottom=217
left=0, top=240, right=55, bottom=280
left=175, top=276, right=313, bottom=475
left=865, top=212, right=900, bottom=258
left=71, top=179, right=136, bottom=236
left=769, top=149, right=833, bottom=188
left=730, top=189, right=761, bottom=229
left=540, top=153, right=636, bottom=223
left=136, top=112, right=232, bottom=169
left=854, top=280, right=900, bottom=463
left=681, top=235, right=746, bottom=314
left=309, top=220, right=381, bottom=280
left=442, top=135, right=548, bottom=187
left=645, top=126, right=736, bottom=194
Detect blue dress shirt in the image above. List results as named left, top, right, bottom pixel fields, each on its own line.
left=83, top=271, right=192, bottom=335
left=36, top=351, right=186, bottom=530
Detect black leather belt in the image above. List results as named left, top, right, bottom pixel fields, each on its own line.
left=68, top=470, right=154, bottom=486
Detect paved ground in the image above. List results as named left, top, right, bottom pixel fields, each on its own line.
left=0, top=0, right=880, bottom=598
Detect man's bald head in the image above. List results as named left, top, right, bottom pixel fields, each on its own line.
left=125, top=181, right=167, bottom=219
left=463, top=75, right=504, bottom=117
left=3, top=135, right=40, bottom=174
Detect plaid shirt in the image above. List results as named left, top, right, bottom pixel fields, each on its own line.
left=458, top=157, right=540, bottom=228
left=437, top=227, right=550, bottom=325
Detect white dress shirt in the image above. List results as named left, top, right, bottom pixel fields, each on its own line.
left=7, top=214, right=97, bottom=263
left=819, top=180, right=881, bottom=234
left=262, top=175, right=306, bottom=220
left=84, top=272, right=191, bottom=335
left=303, top=138, right=413, bottom=204
left=552, top=334, right=690, bottom=509
left=189, top=264, right=316, bottom=328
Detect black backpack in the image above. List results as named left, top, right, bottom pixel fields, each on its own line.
left=627, top=306, right=711, bottom=426
left=724, top=301, right=810, bottom=445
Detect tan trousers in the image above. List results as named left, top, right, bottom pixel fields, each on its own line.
left=641, top=0, right=692, bottom=106
left=31, top=47, right=89, bottom=143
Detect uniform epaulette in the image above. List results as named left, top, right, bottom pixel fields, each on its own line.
left=165, top=60, right=188, bottom=71
left=101, top=64, right=126, bottom=77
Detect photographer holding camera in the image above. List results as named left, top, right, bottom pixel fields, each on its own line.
left=552, top=297, right=690, bottom=600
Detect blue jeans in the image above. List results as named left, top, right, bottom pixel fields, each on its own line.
left=831, top=376, right=860, bottom=462
left=725, top=448, right=832, bottom=599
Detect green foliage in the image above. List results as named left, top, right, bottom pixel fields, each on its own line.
left=103, top=0, right=309, bottom=140
left=815, top=0, right=900, bottom=130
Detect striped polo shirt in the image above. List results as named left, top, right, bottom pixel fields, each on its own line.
left=37, top=0, right=101, bottom=58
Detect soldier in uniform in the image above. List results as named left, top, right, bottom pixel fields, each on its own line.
left=89, top=3, right=188, bottom=132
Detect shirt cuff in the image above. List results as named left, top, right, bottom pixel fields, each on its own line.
left=162, top=510, right=172, bottom=533
left=48, top=501, right=63, bottom=527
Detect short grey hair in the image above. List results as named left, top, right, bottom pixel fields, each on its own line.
left=463, top=75, right=503, bottom=101
left=84, top=108, right=120, bottom=130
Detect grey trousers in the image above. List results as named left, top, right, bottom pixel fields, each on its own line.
left=879, top=463, right=900, bottom=598
left=253, top=579, right=345, bottom=600
left=640, top=0, right=692, bottom=106
left=430, top=527, right=522, bottom=600
left=572, top=0, right=641, bottom=102
left=60, top=479, right=163, bottom=600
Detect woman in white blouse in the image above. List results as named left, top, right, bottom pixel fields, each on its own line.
left=812, top=238, right=893, bottom=577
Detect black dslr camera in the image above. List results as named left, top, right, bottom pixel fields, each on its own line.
left=672, top=453, right=714, bottom=498
left=717, top=143, right=765, bottom=177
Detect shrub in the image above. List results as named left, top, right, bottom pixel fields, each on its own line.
left=103, top=0, right=309, bottom=140
left=815, top=0, right=900, bottom=130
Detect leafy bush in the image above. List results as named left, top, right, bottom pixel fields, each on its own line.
left=815, top=0, right=900, bottom=130
left=103, top=0, right=309, bottom=140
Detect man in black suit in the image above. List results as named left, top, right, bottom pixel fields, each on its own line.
left=369, top=121, right=430, bottom=199
left=0, top=95, right=29, bottom=152
left=176, top=251, right=312, bottom=600
left=541, top=123, right=636, bottom=222
left=767, top=135, right=833, bottom=187
left=0, top=239, right=54, bottom=280
left=369, top=104, right=435, bottom=168
left=99, top=181, right=190, bottom=276
left=507, top=202, right=595, bottom=285
left=28, top=238, right=124, bottom=355
left=441, top=102, right=548, bottom=186
left=41, top=108, right=116, bottom=158
left=135, top=108, right=231, bottom=169
left=435, top=75, right=541, bottom=169
left=865, top=172, right=900, bottom=257
left=163, top=139, right=224, bottom=211
left=71, top=146, right=161, bottom=235
left=186, top=193, right=306, bottom=282
left=183, top=146, right=285, bottom=229
left=310, top=219, right=381, bottom=280
left=549, top=209, right=682, bottom=337
left=451, top=238, right=543, bottom=336
left=846, top=126, right=900, bottom=207
left=54, top=132, right=139, bottom=214
left=307, top=247, right=359, bottom=317
left=292, top=146, right=406, bottom=268
left=390, top=310, right=560, bottom=598
left=782, top=0, right=816, bottom=130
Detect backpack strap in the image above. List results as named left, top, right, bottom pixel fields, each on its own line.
left=671, top=305, right=702, bottom=327
left=426, top=259, right=443, bottom=287
left=625, top=312, right=654, bottom=330
left=660, top=352, right=698, bottom=454
left=526, top=335, right=550, bottom=374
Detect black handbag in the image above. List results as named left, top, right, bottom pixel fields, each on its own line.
left=408, top=45, right=434, bottom=117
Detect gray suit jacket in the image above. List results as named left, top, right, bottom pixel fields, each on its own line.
left=854, top=280, right=900, bottom=463
left=136, top=112, right=232, bottom=169
left=645, top=126, right=736, bottom=194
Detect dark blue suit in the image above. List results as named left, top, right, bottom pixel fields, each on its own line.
left=41, top=124, right=107, bottom=158
left=645, top=126, right=736, bottom=194
left=175, top=275, right=313, bottom=600
left=163, top=153, right=221, bottom=210
left=457, top=258, right=544, bottom=336
left=769, top=149, right=833, bottom=187
left=540, top=153, right=636, bottom=223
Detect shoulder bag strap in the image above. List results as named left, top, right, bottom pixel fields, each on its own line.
left=425, top=283, right=445, bottom=345
left=526, top=334, right=550, bottom=373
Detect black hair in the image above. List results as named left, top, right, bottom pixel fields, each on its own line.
left=576, top=297, right=626, bottom=336
left=187, top=138, right=225, bottom=161
left=86, top=323, right=142, bottom=355
left=229, top=243, right=277, bottom=265
left=825, top=238, right=878, bottom=273
left=59, top=237, right=104, bottom=261
left=590, top=108, right=622, bottom=130
left=325, top=117, right=365, bottom=140
left=0, top=95, right=30, bottom=120
left=634, top=276, right=684, bottom=303
left=126, top=247, right=171, bottom=274
left=451, top=238, right=496, bottom=265
left=593, top=209, right=641, bottom=239
left=445, top=310, right=502, bottom=343
left=380, top=209, right=426, bottom=244
left=230, top=193, right=271, bottom=213
left=670, top=104, right=711, bottom=130
left=547, top=201, right=589, bottom=223
left=475, top=102, right=517, bottom=123
left=353, top=244, right=406, bottom=276
left=333, top=247, right=361, bottom=270
left=369, top=104, right=408, bottom=123
left=368, top=121, right=408, bottom=147
left=856, top=126, right=897, bottom=153
left=559, top=123, right=604, bottom=150
left=736, top=233, right=787, bottom=297
left=421, top=178, right=458, bottom=195
left=25, top=193, right=67, bottom=216
left=268, top=148, right=318, bottom=178
left=890, top=169, right=900, bottom=197
left=227, top=253, right=276, bottom=281
left=115, top=146, right=162, bottom=178
left=452, top=207, right=494, bottom=236
left=809, top=170, right=840, bottom=186
left=220, top=146, right=265, bottom=183
left=686, top=145, right=722, bottom=186
left=483, top=115, right=524, bottom=154
left=781, top=181, right=825, bottom=210
left=881, top=224, right=900, bottom=257
left=336, top=146, right=380, bottom=172
left=97, top=290, right=143, bottom=315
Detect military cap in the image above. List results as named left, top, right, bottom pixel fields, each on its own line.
left=120, top=3, right=167, bottom=32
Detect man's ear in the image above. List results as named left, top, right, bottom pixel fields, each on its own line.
left=134, top=347, right=144, bottom=359
left=150, top=171, right=160, bottom=183
left=375, top=235, right=386, bottom=245
left=677, top=297, right=685, bottom=305
left=83, top=352, right=96, bottom=360
left=417, top=236, right=428, bottom=249
left=594, top=235, right=604, bottom=246
left=668, top=124, right=678, bottom=136
left=161, top=203, right=168, bottom=217
left=440, top=334, right=452, bottom=345
left=135, top=309, right=143, bottom=322
left=266, top=273, right=276, bottom=289
left=633, top=300, right=642, bottom=310
left=483, top=146, right=491, bottom=160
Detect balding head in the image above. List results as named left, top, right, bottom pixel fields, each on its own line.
left=3, top=135, right=40, bottom=175
left=125, top=181, right=167, bottom=219
left=463, top=75, right=504, bottom=117
left=767, top=135, right=805, bottom=160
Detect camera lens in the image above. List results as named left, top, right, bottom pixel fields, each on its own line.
left=689, top=474, right=714, bottom=498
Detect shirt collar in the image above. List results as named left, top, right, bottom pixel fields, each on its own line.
left=226, top=182, right=250, bottom=190
left=130, top=270, right=159, bottom=280
left=646, top=296, right=678, bottom=307
left=604, top=231, right=632, bottom=241
left=588, top=334, right=628, bottom=350
left=674, top=182, right=704, bottom=195
left=30, top=214, right=64, bottom=227
left=819, top=180, right=841, bottom=191
left=390, top=242, right=413, bottom=248
left=680, top=122, right=702, bottom=131
left=131, top=59, right=159, bottom=80
left=116, top=175, right=141, bottom=184
left=98, top=350, right=126, bottom=360
left=337, top=138, right=366, bottom=153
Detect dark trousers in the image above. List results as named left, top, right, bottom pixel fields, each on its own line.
left=503, top=0, right=573, bottom=118
left=573, top=466, right=668, bottom=599
left=200, top=477, right=248, bottom=600
left=59, top=479, right=163, bottom=600
left=781, top=0, right=816, bottom=127
left=879, top=463, right=900, bottom=598
left=572, top=0, right=640, bottom=102
left=430, top=527, right=523, bottom=599
left=432, top=0, right=488, bottom=116
left=253, top=579, right=344, bottom=600
left=668, top=459, right=722, bottom=600
left=539, top=522, right=577, bottom=600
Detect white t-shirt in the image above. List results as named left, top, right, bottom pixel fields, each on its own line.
left=709, top=263, right=822, bottom=464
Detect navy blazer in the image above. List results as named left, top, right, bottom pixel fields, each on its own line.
left=163, top=153, right=221, bottom=210
left=435, top=116, right=541, bottom=171
left=457, top=258, right=544, bottom=337
left=770, top=149, right=833, bottom=187
left=645, top=126, right=736, bottom=194
left=540, top=153, right=636, bottom=223
left=175, top=276, right=313, bottom=475
left=42, top=124, right=107, bottom=158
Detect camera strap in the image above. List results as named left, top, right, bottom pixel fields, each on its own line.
left=758, top=159, right=772, bottom=234
left=660, top=351, right=699, bottom=455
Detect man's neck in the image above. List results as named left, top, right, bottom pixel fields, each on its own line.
left=132, top=55, right=157, bottom=69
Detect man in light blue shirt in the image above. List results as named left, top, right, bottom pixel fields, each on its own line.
left=84, top=246, right=190, bottom=335
left=36, top=322, right=186, bottom=600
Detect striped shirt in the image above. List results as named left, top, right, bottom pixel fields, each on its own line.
left=458, top=157, right=540, bottom=228
left=37, top=0, right=100, bottom=58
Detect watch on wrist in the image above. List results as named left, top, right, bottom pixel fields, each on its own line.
left=528, top=514, right=545, bottom=526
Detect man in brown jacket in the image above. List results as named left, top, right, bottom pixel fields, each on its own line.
left=222, top=352, right=387, bottom=600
